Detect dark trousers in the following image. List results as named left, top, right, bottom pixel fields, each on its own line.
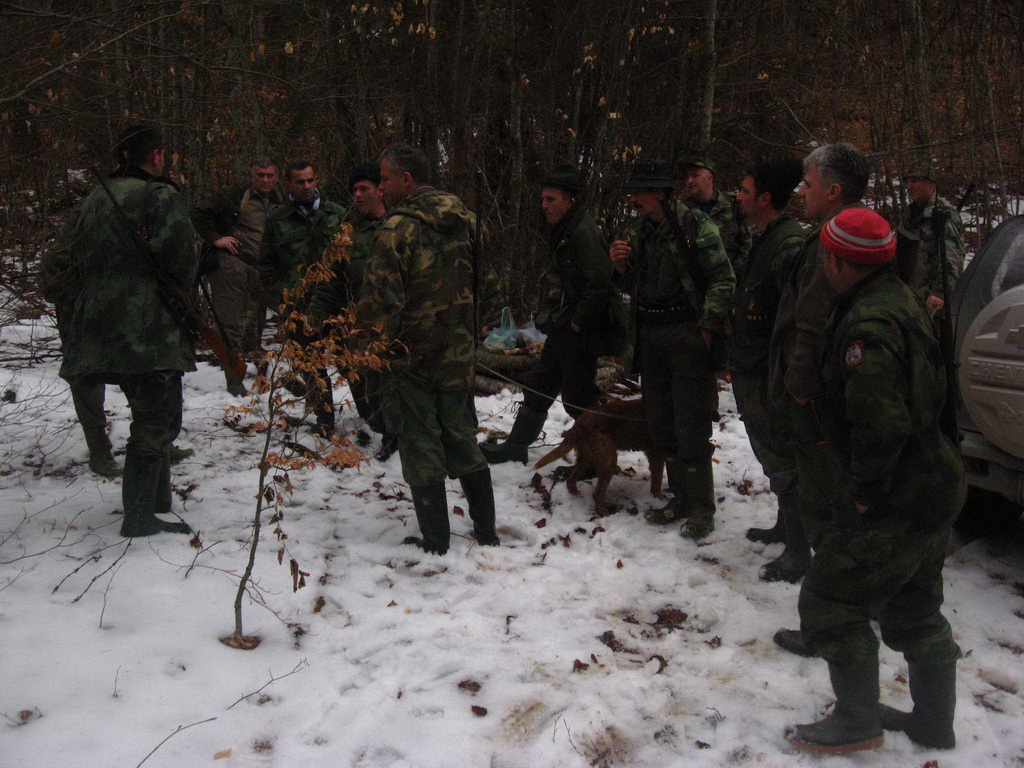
left=800, top=518, right=960, bottom=667
left=639, top=322, right=717, bottom=461
left=522, top=324, right=601, bottom=418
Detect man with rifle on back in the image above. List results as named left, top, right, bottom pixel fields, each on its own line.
left=45, top=125, right=201, bottom=538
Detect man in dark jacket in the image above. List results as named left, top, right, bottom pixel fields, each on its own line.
left=191, top=158, right=285, bottom=395
left=786, top=208, right=964, bottom=754
left=258, top=160, right=345, bottom=436
left=730, top=158, right=809, bottom=582
left=768, top=142, right=869, bottom=656
left=481, top=164, right=624, bottom=464
left=611, top=158, right=734, bottom=540
left=48, top=125, right=198, bottom=537
left=306, top=162, right=396, bottom=458
left=357, top=142, right=498, bottom=555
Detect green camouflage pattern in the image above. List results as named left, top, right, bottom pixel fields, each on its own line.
left=356, top=186, right=485, bottom=391
left=819, top=267, right=964, bottom=520
left=618, top=200, right=735, bottom=333
left=258, top=197, right=345, bottom=302
left=729, top=215, right=805, bottom=374
left=306, top=206, right=382, bottom=325
left=42, top=171, right=200, bottom=379
left=696, top=190, right=752, bottom=270
left=798, top=266, right=964, bottom=666
left=903, top=193, right=966, bottom=301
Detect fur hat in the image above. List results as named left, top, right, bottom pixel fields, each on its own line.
left=348, top=162, right=381, bottom=190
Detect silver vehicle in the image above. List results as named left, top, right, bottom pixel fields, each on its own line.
left=951, top=214, right=1024, bottom=521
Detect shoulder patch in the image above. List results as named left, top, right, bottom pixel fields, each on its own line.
left=844, top=340, right=866, bottom=371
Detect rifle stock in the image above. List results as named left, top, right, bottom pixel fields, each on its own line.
left=89, top=167, right=246, bottom=381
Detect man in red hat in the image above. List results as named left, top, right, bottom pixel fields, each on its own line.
left=785, top=207, right=965, bottom=754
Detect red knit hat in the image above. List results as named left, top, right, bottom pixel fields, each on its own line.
left=821, top=208, right=896, bottom=264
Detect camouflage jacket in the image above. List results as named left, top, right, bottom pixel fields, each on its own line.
left=191, top=182, right=285, bottom=267
left=356, top=186, right=494, bottom=390
left=615, top=200, right=734, bottom=333
left=694, top=190, right=752, bottom=272
left=306, top=206, right=382, bottom=325
left=903, top=193, right=966, bottom=301
left=730, top=215, right=805, bottom=374
left=258, top=195, right=345, bottom=304
left=820, top=266, right=964, bottom=528
left=536, top=205, right=626, bottom=350
left=41, top=168, right=200, bottom=379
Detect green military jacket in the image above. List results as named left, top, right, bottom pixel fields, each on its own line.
left=768, top=205, right=869, bottom=406
left=820, top=267, right=964, bottom=528
left=536, top=205, right=626, bottom=352
left=41, top=168, right=199, bottom=379
left=258, top=195, right=345, bottom=304
left=306, top=206, right=382, bottom=325
left=730, top=215, right=805, bottom=374
left=617, top=200, right=734, bottom=332
left=903, top=193, right=966, bottom=302
left=695, top=190, right=752, bottom=271
left=356, top=186, right=491, bottom=391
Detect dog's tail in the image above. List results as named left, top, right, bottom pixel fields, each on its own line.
left=533, top=434, right=577, bottom=469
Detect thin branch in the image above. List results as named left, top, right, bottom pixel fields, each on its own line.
left=134, top=717, right=217, bottom=768
left=225, top=659, right=309, bottom=710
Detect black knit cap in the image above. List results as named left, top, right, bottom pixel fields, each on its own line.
left=348, top=162, right=381, bottom=190
left=540, top=163, right=585, bottom=194
left=625, top=158, right=674, bottom=190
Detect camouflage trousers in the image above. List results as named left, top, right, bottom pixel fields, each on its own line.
left=206, top=252, right=268, bottom=353
left=522, top=323, right=601, bottom=419
left=384, top=375, right=486, bottom=486
left=732, top=370, right=797, bottom=496
left=72, top=370, right=183, bottom=458
left=639, top=322, right=717, bottom=461
left=799, top=515, right=961, bottom=668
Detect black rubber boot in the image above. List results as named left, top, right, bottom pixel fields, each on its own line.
left=169, top=444, right=194, bottom=464
left=644, top=458, right=689, bottom=524
left=773, top=628, right=820, bottom=658
left=120, top=450, right=191, bottom=538
left=788, top=658, right=884, bottom=754
left=760, top=487, right=811, bottom=583
left=680, top=458, right=716, bottom=540
left=459, top=468, right=499, bottom=546
left=480, top=405, right=547, bottom=465
left=746, top=518, right=785, bottom=544
left=84, top=427, right=121, bottom=478
left=879, top=661, right=957, bottom=749
left=403, top=482, right=450, bottom=554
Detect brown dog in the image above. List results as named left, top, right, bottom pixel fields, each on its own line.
left=534, top=396, right=665, bottom=516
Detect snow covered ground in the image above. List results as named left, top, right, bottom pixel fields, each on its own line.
left=1, top=316, right=1023, bottom=768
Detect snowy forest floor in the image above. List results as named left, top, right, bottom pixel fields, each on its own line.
left=1, top=316, right=1023, bottom=768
